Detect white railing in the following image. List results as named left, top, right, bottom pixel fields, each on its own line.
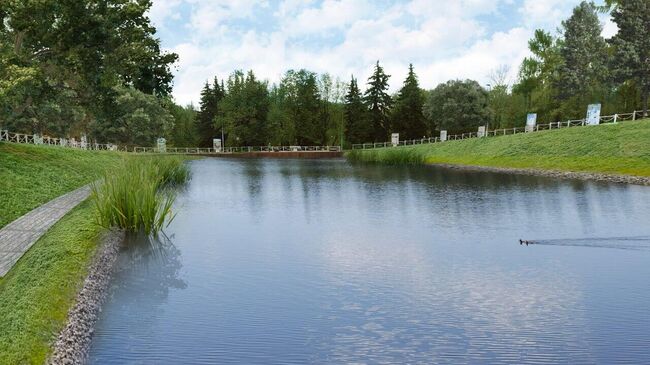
left=351, top=110, right=647, bottom=150
left=131, top=145, right=342, bottom=154
left=0, top=130, right=123, bottom=151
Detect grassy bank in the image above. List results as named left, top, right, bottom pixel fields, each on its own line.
left=347, top=119, right=650, bottom=177
left=0, top=143, right=123, bottom=229
left=0, top=143, right=190, bottom=362
left=0, top=201, right=101, bottom=364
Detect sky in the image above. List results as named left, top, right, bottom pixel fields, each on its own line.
left=148, top=0, right=617, bottom=106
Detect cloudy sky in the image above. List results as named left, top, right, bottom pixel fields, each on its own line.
left=149, top=0, right=616, bottom=105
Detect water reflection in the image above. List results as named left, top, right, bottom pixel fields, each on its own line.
left=89, top=233, right=186, bottom=364
left=90, top=158, right=650, bottom=364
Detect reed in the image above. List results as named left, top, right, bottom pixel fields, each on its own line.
left=91, top=156, right=190, bottom=235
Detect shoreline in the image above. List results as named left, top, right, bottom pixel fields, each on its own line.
left=48, top=229, right=125, bottom=365
left=428, top=162, right=650, bottom=186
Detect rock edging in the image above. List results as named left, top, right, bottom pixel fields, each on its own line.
left=430, top=163, right=650, bottom=186
left=48, top=229, right=125, bottom=365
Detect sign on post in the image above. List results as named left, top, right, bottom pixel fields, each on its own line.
left=60, top=138, right=68, bottom=147
left=440, top=130, right=447, bottom=142
left=33, top=134, right=43, bottom=145
left=526, top=113, right=537, bottom=132
left=213, top=138, right=222, bottom=152
left=157, top=137, right=167, bottom=153
left=391, top=133, right=399, bottom=147
left=586, top=104, right=601, bottom=126
left=477, top=126, right=486, bottom=138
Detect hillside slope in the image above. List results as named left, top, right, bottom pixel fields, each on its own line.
left=0, top=143, right=123, bottom=228
left=347, top=119, right=650, bottom=178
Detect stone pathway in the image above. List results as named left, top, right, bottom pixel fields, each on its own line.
left=0, top=186, right=91, bottom=277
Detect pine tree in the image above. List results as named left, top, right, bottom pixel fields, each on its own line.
left=196, top=78, right=224, bottom=147
left=364, top=61, right=392, bottom=141
left=392, top=64, right=427, bottom=140
left=344, top=76, right=371, bottom=144
left=557, top=1, right=608, bottom=100
left=609, top=0, right=650, bottom=116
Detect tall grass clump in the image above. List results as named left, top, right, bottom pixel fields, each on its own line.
left=346, top=147, right=427, bottom=165
left=91, top=156, right=190, bottom=235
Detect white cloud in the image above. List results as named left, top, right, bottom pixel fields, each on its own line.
left=518, top=0, right=574, bottom=29
left=284, top=0, right=370, bottom=35
left=155, top=0, right=582, bottom=105
left=148, top=0, right=183, bottom=28
left=601, top=16, right=618, bottom=39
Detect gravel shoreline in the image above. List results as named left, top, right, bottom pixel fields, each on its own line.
left=430, top=163, right=650, bottom=186
left=48, top=229, right=125, bottom=365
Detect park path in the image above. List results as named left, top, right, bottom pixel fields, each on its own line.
left=0, top=186, right=91, bottom=277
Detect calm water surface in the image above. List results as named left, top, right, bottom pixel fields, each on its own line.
left=89, top=158, right=650, bottom=364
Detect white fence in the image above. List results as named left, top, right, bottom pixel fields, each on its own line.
left=132, top=145, right=342, bottom=154
left=351, top=110, right=646, bottom=150
left=0, top=129, right=340, bottom=154
left=0, top=130, right=122, bottom=151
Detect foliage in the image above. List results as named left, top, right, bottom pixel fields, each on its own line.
left=215, top=71, right=269, bottom=146
left=364, top=61, right=392, bottom=142
left=169, top=103, right=198, bottom=147
left=609, top=0, right=650, bottom=116
left=0, top=142, right=122, bottom=229
left=90, top=86, right=174, bottom=146
left=424, top=80, right=492, bottom=134
left=346, top=119, right=650, bottom=177
left=91, top=156, right=189, bottom=235
left=0, top=0, right=178, bottom=138
left=392, top=64, right=427, bottom=139
left=345, top=76, right=372, bottom=144
left=196, top=78, right=225, bottom=147
left=557, top=1, right=608, bottom=100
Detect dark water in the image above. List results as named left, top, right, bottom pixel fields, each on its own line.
left=89, top=158, right=650, bottom=364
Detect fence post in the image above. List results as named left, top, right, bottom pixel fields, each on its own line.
left=614, top=114, right=618, bottom=123
left=633, top=111, right=636, bottom=121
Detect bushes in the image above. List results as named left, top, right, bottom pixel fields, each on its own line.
left=91, top=157, right=189, bottom=235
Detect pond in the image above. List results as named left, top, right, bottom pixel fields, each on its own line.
left=89, top=158, right=650, bottom=364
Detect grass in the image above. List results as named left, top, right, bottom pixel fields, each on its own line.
left=346, top=119, right=650, bottom=177
left=0, top=143, right=123, bottom=229
left=0, top=143, right=190, bottom=362
left=0, top=201, right=102, bottom=364
left=91, top=156, right=190, bottom=235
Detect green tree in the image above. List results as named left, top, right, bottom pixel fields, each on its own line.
left=609, top=0, right=650, bottom=116
left=513, top=29, right=562, bottom=119
left=424, top=80, right=492, bottom=134
left=557, top=1, right=608, bottom=100
left=90, top=86, right=173, bottom=146
left=364, top=61, right=392, bottom=141
left=280, top=69, right=323, bottom=145
left=391, top=64, right=427, bottom=140
left=267, top=83, right=296, bottom=145
left=168, top=103, right=198, bottom=147
left=345, top=76, right=371, bottom=144
left=196, top=78, right=224, bottom=146
left=0, top=0, right=177, bottom=139
left=215, top=70, right=269, bottom=146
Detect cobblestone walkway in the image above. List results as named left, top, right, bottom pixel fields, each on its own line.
left=0, top=186, right=91, bottom=277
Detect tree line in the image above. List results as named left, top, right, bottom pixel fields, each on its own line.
left=1, top=1, right=648, bottom=147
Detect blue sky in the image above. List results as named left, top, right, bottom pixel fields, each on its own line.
left=148, top=0, right=616, bottom=105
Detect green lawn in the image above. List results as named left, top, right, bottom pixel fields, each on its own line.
left=0, top=201, right=101, bottom=364
left=347, top=119, right=650, bottom=177
left=0, top=143, right=124, bottom=363
left=0, top=143, right=123, bottom=229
